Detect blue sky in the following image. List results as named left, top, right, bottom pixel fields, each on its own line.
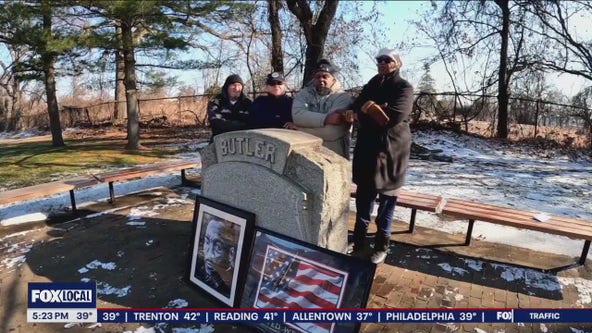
left=0, top=1, right=589, bottom=99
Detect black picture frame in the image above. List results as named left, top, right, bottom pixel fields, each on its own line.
left=188, top=195, right=255, bottom=307
left=240, top=227, right=376, bottom=333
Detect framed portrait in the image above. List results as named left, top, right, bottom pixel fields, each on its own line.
left=188, top=195, right=255, bottom=307
left=240, top=228, right=376, bottom=333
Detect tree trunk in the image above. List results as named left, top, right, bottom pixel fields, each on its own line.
left=268, top=0, right=284, bottom=74
left=114, top=23, right=126, bottom=121
left=495, top=0, right=510, bottom=139
left=302, top=34, right=325, bottom=85
left=533, top=100, right=540, bottom=138
left=41, top=0, right=64, bottom=147
left=286, top=0, right=339, bottom=86
left=121, top=19, right=141, bottom=150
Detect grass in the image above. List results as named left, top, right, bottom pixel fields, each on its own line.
left=0, top=137, right=181, bottom=190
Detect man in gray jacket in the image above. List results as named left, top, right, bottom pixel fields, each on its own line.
left=291, top=59, right=353, bottom=158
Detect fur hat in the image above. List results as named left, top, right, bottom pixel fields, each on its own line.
left=376, top=48, right=402, bottom=66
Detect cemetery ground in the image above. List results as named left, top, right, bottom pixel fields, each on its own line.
left=1, top=124, right=592, bottom=333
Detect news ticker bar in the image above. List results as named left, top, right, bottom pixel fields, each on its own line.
left=27, top=308, right=592, bottom=323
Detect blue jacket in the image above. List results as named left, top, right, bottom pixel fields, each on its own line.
left=249, top=94, right=293, bottom=129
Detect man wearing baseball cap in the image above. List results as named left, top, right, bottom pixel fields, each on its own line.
left=291, top=59, right=353, bottom=158
left=350, top=48, right=414, bottom=264
left=249, top=72, right=296, bottom=129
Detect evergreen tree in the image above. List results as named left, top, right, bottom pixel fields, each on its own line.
left=77, top=0, right=250, bottom=149
left=0, top=0, right=81, bottom=146
left=418, top=63, right=436, bottom=93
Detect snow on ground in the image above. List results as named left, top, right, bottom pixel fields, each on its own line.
left=0, top=128, right=46, bottom=140
left=2, top=129, right=591, bottom=258
left=1, top=128, right=592, bottom=332
left=394, top=130, right=592, bottom=258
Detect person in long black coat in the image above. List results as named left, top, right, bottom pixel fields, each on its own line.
left=351, top=48, right=414, bottom=264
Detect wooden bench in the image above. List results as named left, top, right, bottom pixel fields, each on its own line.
left=93, top=159, right=201, bottom=203
left=350, top=185, right=446, bottom=232
left=441, top=198, right=592, bottom=266
left=0, top=176, right=99, bottom=214
left=1, top=160, right=201, bottom=216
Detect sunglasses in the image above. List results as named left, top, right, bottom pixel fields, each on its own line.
left=376, top=57, right=394, bottom=64
left=267, top=81, right=284, bottom=86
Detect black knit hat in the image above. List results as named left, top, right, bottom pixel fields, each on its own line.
left=224, top=74, right=244, bottom=86
left=314, top=59, right=336, bottom=74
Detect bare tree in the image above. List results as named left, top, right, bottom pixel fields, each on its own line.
left=415, top=1, right=543, bottom=138
left=114, top=23, right=125, bottom=121
left=268, top=0, right=284, bottom=74
left=0, top=46, right=27, bottom=131
left=524, top=1, right=592, bottom=82
left=286, top=0, right=338, bottom=86
left=571, top=86, right=592, bottom=148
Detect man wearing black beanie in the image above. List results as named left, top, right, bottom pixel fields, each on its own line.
left=207, top=74, right=252, bottom=141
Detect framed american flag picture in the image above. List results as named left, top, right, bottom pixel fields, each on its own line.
left=240, top=228, right=376, bottom=333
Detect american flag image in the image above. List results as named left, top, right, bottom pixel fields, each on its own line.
left=254, top=245, right=348, bottom=333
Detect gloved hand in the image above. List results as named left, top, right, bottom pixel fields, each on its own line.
left=361, top=100, right=389, bottom=126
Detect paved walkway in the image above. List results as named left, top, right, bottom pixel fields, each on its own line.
left=1, top=186, right=591, bottom=333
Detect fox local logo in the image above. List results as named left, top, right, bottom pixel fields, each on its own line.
left=28, top=282, right=96, bottom=308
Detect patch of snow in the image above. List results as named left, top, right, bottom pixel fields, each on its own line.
left=492, top=264, right=561, bottom=292
left=166, top=299, right=189, bottom=308
left=438, top=263, right=469, bottom=276
left=5, top=241, right=32, bottom=254
left=540, top=324, right=548, bottom=333
left=559, top=278, right=592, bottom=306
left=1, top=212, right=47, bottom=226
left=85, top=260, right=117, bottom=270
left=127, top=221, right=146, bottom=226
left=0, top=172, right=198, bottom=225
left=80, top=278, right=130, bottom=297
left=475, top=328, right=488, bottom=333
left=0, top=129, right=45, bottom=139
left=1, top=255, right=26, bottom=268
left=129, top=206, right=160, bottom=220
left=462, top=259, right=484, bottom=272
left=0, top=229, right=35, bottom=241
left=95, top=281, right=131, bottom=297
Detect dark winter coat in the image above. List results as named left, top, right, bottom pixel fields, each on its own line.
left=352, top=70, right=414, bottom=192
left=248, top=94, right=293, bottom=129
left=207, top=82, right=252, bottom=141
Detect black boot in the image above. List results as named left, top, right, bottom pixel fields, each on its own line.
left=371, top=233, right=390, bottom=264
left=350, top=223, right=370, bottom=258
